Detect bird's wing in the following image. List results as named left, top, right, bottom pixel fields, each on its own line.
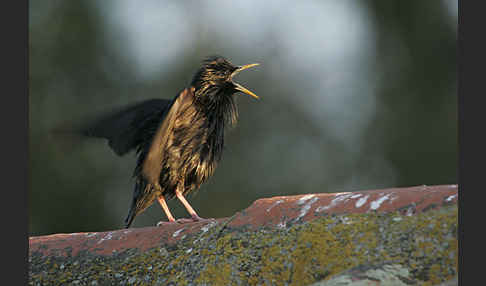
left=141, top=87, right=194, bottom=184
left=79, top=98, right=173, bottom=156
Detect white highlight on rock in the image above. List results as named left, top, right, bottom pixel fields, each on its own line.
left=172, top=228, right=185, bottom=238
left=277, top=221, right=287, bottom=229
left=201, top=221, right=218, bottom=233
left=186, top=248, right=193, bottom=254
left=297, top=197, right=319, bottom=220
left=355, top=195, right=369, bottom=208
left=406, top=207, right=414, bottom=216
left=333, top=192, right=351, bottom=196
left=370, top=194, right=390, bottom=210
left=267, top=199, right=284, bottom=212
left=445, top=194, right=457, bottom=202
left=316, top=193, right=353, bottom=212
left=298, top=194, right=315, bottom=205
left=97, top=232, right=113, bottom=244
left=350, top=194, right=362, bottom=199
left=341, top=216, right=352, bottom=225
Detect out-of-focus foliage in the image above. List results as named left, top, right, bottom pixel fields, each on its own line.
left=29, top=1, right=457, bottom=235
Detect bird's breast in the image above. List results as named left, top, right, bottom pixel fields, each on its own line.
left=164, top=104, right=225, bottom=192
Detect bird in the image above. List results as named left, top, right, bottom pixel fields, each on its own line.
left=79, top=56, right=260, bottom=228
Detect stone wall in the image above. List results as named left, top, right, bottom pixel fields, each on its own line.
left=29, top=185, right=458, bottom=285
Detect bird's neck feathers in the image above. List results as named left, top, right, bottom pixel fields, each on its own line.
left=192, top=86, right=239, bottom=129
left=188, top=85, right=238, bottom=163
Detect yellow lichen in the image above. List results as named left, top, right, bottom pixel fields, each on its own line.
left=192, top=207, right=457, bottom=285
left=30, top=206, right=457, bottom=285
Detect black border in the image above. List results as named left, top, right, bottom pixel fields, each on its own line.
left=458, top=0, right=481, bottom=285
left=2, top=0, right=29, bottom=284
left=457, top=0, right=463, bottom=282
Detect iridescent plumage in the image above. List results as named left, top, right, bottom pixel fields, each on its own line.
left=81, top=56, right=259, bottom=228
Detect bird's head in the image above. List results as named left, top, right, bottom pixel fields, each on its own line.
left=191, top=56, right=259, bottom=101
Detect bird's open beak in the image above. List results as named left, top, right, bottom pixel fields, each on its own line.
left=232, top=63, right=260, bottom=99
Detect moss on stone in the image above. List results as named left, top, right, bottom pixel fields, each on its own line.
left=29, top=205, right=457, bottom=285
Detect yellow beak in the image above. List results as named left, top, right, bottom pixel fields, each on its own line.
left=236, top=63, right=260, bottom=73
left=232, top=63, right=260, bottom=99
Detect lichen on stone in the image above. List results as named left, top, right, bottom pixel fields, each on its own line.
left=29, top=205, right=457, bottom=285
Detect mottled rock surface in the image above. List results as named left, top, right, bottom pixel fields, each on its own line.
left=29, top=185, right=458, bottom=285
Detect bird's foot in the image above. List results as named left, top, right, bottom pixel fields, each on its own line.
left=175, top=218, right=197, bottom=224
left=156, top=219, right=177, bottom=227
left=176, top=215, right=215, bottom=224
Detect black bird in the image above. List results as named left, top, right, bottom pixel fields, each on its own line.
left=81, top=56, right=260, bottom=228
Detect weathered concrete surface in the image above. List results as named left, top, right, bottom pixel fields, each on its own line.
left=29, top=184, right=458, bottom=285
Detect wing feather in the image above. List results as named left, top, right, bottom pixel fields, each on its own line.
left=141, top=88, right=195, bottom=184
left=79, top=99, right=173, bottom=156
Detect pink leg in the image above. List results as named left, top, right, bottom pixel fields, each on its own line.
left=175, top=190, right=213, bottom=223
left=157, top=195, right=176, bottom=223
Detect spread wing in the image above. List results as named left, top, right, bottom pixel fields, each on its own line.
left=78, top=98, right=173, bottom=156
left=141, top=88, right=194, bottom=184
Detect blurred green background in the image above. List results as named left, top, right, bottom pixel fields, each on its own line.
left=29, top=1, right=457, bottom=236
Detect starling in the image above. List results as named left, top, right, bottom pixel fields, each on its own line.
left=81, top=56, right=259, bottom=228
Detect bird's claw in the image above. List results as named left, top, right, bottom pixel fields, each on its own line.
left=175, top=218, right=197, bottom=224
left=156, top=216, right=216, bottom=226
left=175, top=216, right=215, bottom=224
left=156, top=220, right=176, bottom=227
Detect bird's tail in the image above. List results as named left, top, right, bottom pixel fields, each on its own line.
left=124, top=208, right=136, bottom=229
left=124, top=178, right=156, bottom=228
